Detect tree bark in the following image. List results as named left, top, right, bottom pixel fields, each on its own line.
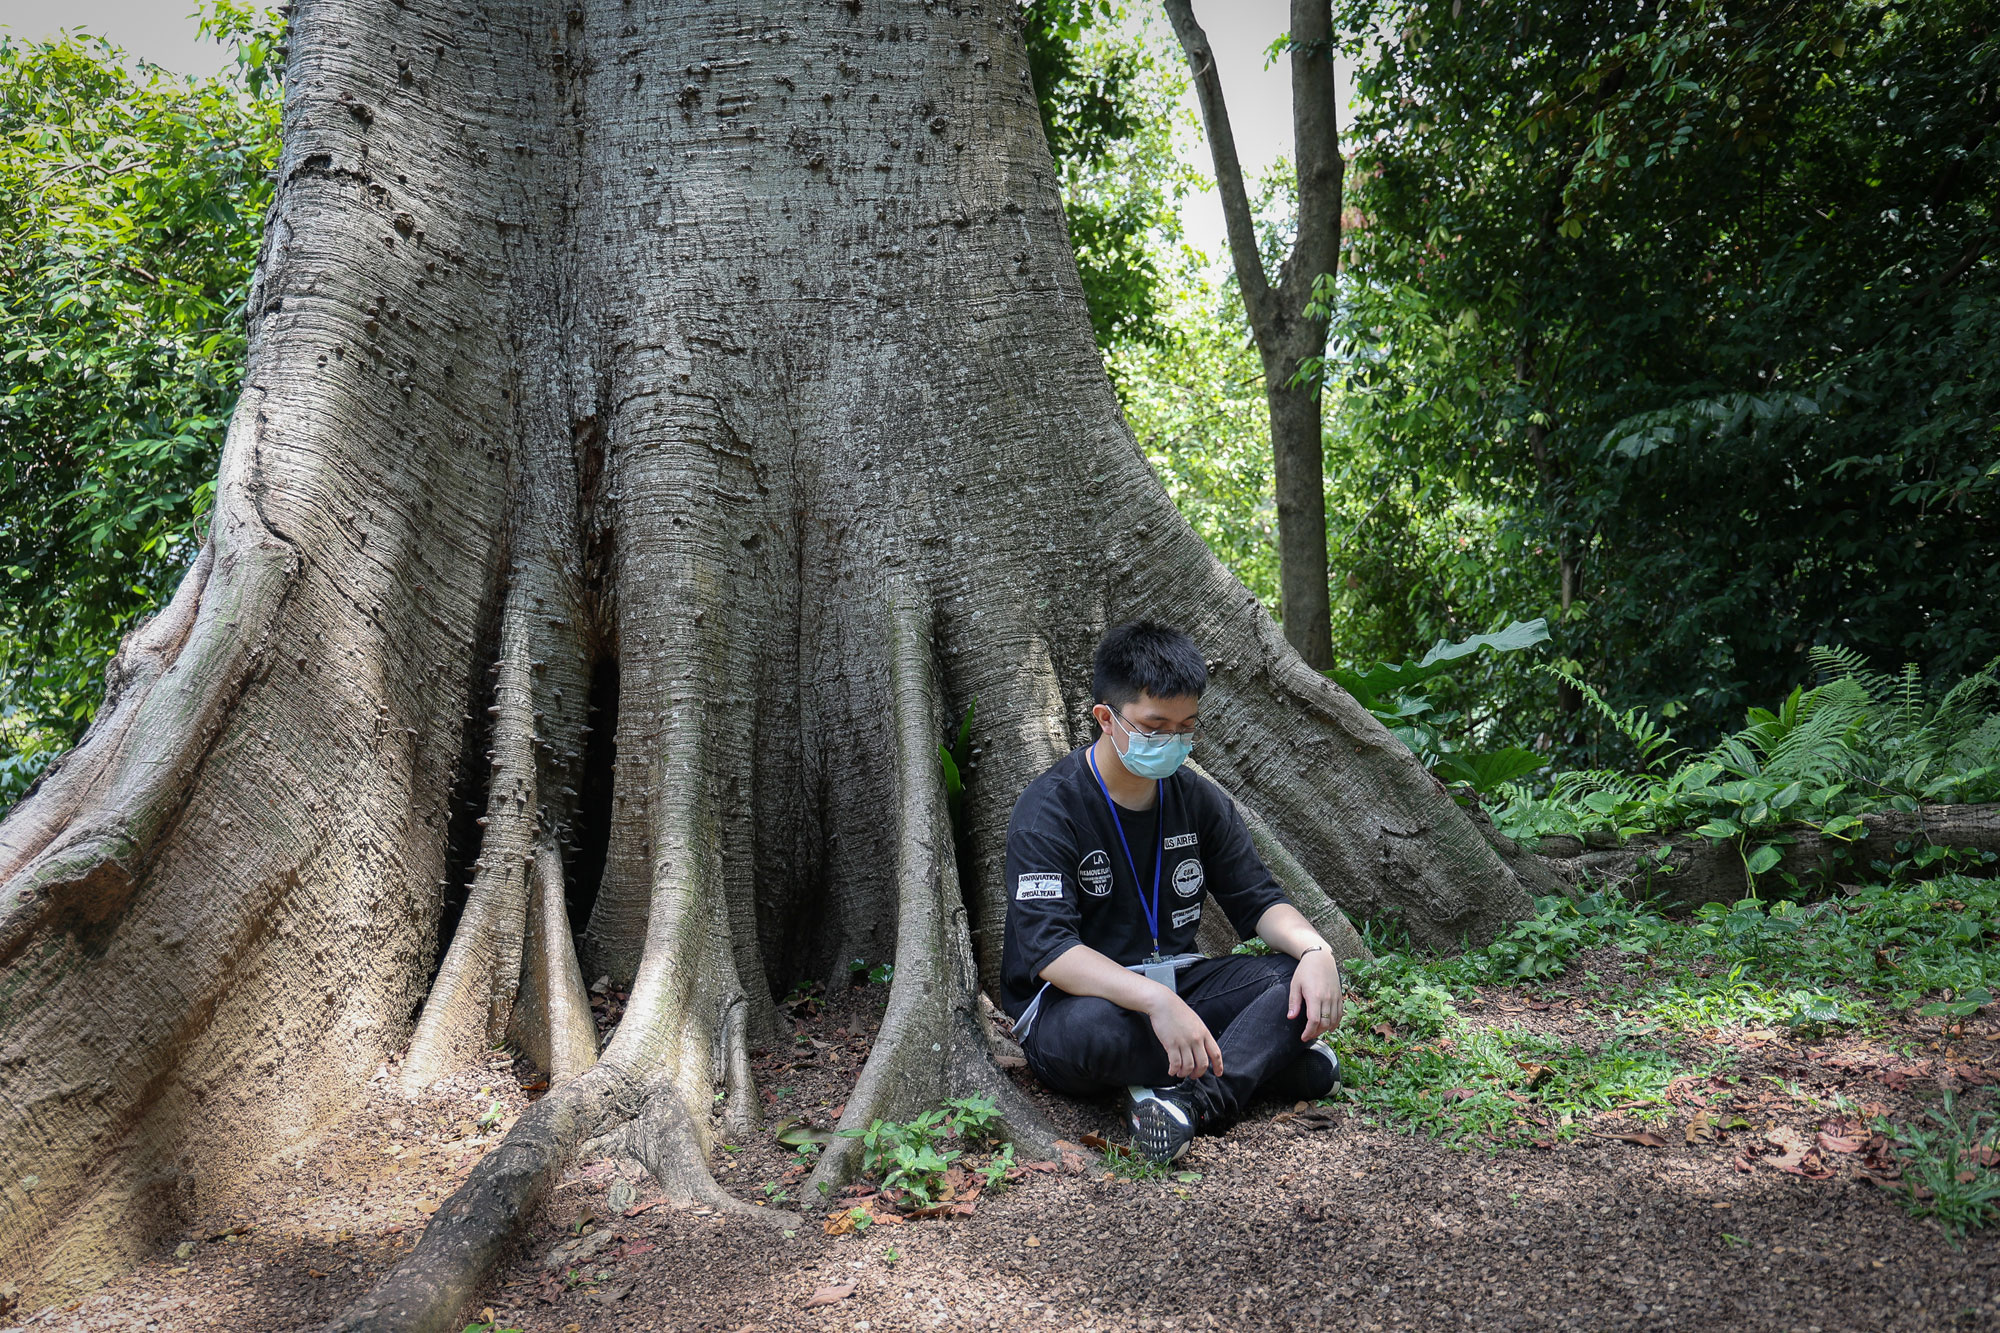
left=0, top=0, right=1533, bottom=1321
left=1165, top=0, right=1340, bottom=669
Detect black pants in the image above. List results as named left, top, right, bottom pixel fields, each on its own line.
left=1020, top=954, right=1315, bottom=1126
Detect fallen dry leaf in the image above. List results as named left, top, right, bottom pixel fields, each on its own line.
left=1024, top=1235, right=1041, bottom=1248
left=804, top=1282, right=855, bottom=1309
left=1280, top=1104, right=1344, bottom=1128
left=1441, top=1088, right=1479, bottom=1103
left=1739, top=1028, right=1779, bottom=1045
left=1516, top=1062, right=1552, bottom=1090
left=1816, top=1130, right=1867, bottom=1155
left=1760, top=1127, right=1834, bottom=1179
left=1079, top=1132, right=1110, bottom=1152
left=1604, top=1131, right=1669, bottom=1149
left=1686, top=1111, right=1717, bottom=1145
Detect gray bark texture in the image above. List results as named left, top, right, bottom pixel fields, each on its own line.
left=0, top=1, right=1535, bottom=1323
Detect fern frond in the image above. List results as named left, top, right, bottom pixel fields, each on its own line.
left=1893, top=661, right=1926, bottom=735
left=1807, top=644, right=1893, bottom=705
left=1933, top=656, right=2000, bottom=746
left=1538, top=663, right=1685, bottom=770
left=1763, top=684, right=1869, bottom=782
left=1548, top=768, right=1647, bottom=805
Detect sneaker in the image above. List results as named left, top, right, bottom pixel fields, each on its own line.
left=1125, top=1084, right=1199, bottom=1164
left=1263, top=1042, right=1341, bottom=1104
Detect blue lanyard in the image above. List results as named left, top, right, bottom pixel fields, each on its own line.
left=1087, top=747, right=1164, bottom=956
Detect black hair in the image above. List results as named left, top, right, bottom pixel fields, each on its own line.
left=1092, top=621, right=1208, bottom=708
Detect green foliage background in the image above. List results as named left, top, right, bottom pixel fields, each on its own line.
left=0, top=3, right=281, bottom=800
left=1320, top=0, right=1998, bottom=755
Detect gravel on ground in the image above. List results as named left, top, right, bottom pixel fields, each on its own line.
left=9, top=973, right=1996, bottom=1333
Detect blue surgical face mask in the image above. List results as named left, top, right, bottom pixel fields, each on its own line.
left=1111, top=711, right=1195, bottom=779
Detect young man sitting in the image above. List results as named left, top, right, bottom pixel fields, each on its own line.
left=1000, top=621, right=1344, bottom=1163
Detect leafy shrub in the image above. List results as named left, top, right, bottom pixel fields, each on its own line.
left=1494, top=651, right=2000, bottom=882
left=1330, top=619, right=1551, bottom=794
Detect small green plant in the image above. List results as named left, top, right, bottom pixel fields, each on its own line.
left=882, top=1246, right=901, bottom=1266
left=841, top=1093, right=1009, bottom=1206
left=1101, top=1140, right=1201, bottom=1184
left=1918, top=986, right=1994, bottom=1019
left=1483, top=905, right=1587, bottom=981
left=476, top=1100, right=506, bottom=1130
left=1876, top=1094, right=2000, bottom=1242
left=848, top=957, right=895, bottom=987
left=461, top=1324, right=525, bottom=1333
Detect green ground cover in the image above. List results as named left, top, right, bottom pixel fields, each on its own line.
left=1336, top=860, right=2000, bottom=1237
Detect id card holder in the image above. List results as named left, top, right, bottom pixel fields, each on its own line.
left=1139, top=960, right=1179, bottom=993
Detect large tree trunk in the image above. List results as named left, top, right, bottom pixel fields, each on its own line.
left=0, top=0, right=1534, bottom=1324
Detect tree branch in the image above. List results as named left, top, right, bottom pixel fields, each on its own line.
left=1280, top=0, right=1343, bottom=313
left=1164, top=0, right=1275, bottom=327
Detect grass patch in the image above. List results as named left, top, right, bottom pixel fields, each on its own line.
left=1335, top=860, right=1998, bottom=1177
left=1339, top=1020, right=1731, bottom=1149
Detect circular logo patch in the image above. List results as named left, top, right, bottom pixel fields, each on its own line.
left=1172, top=858, right=1205, bottom=899
left=1078, top=849, right=1113, bottom=898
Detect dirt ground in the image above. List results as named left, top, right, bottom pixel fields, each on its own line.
left=7, top=978, right=1996, bottom=1333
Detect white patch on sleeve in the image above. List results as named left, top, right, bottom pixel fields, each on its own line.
left=1171, top=858, right=1205, bottom=899
left=1164, top=832, right=1198, bottom=850
left=1015, top=874, right=1064, bottom=901
left=1171, top=904, right=1202, bottom=929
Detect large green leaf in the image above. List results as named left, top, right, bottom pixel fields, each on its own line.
left=1433, top=746, right=1548, bottom=793
left=1416, top=618, right=1551, bottom=669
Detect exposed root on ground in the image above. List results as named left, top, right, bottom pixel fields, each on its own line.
left=0, top=496, right=298, bottom=968
left=507, top=843, right=599, bottom=1087
left=602, top=1075, right=795, bottom=1225
left=325, top=1062, right=645, bottom=1333
left=808, top=590, right=1060, bottom=1195
left=402, top=561, right=591, bottom=1094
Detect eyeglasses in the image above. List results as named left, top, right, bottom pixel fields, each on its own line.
left=1111, top=708, right=1201, bottom=740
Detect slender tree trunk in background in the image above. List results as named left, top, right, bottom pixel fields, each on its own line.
left=1166, top=0, right=1341, bottom=670
left=1516, top=334, right=1582, bottom=731
left=0, top=1, right=1533, bottom=1323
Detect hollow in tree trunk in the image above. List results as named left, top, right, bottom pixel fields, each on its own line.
left=0, top=2, right=1536, bottom=1326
